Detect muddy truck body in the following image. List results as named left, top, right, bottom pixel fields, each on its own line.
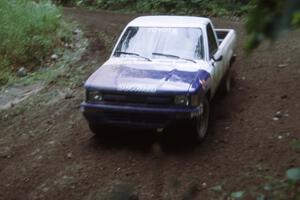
left=81, top=16, right=237, bottom=141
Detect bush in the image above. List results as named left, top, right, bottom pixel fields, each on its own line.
left=0, top=0, right=71, bottom=85
left=65, top=0, right=250, bottom=16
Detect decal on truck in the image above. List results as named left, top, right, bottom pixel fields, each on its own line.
left=117, top=84, right=157, bottom=93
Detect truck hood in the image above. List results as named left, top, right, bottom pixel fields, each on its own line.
left=85, top=59, right=210, bottom=94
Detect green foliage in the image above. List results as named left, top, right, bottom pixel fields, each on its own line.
left=0, top=0, right=71, bottom=86
left=97, top=31, right=115, bottom=51
left=286, top=168, right=300, bottom=183
left=230, top=191, right=245, bottom=199
left=209, top=167, right=300, bottom=199
left=64, top=0, right=250, bottom=16
left=290, top=139, right=300, bottom=151
left=245, top=0, right=300, bottom=51
left=292, top=11, right=300, bottom=27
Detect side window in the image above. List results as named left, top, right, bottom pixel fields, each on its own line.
left=114, top=27, right=138, bottom=55
left=206, top=23, right=218, bottom=59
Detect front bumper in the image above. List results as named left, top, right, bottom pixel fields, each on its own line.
left=81, top=102, right=202, bottom=128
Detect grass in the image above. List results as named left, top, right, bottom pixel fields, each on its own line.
left=97, top=31, right=116, bottom=51
left=0, top=0, right=72, bottom=86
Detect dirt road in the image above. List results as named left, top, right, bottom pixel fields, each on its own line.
left=0, top=7, right=299, bottom=200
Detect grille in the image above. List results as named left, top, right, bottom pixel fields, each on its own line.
left=104, top=111, right=169, bottom=125
left=102, top=93, right=173, bottom=106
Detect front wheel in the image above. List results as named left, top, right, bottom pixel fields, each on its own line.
left=88, top=123, right=111, bottom=136
left=89, top=123, right=101, bottom=134
left=192, top=96, right=210, bottom=142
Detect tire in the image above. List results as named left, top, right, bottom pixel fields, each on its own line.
left=89, top=123, right=111, bottom=136
left=89, top=123, right=116, bottom=139
left=89, top=123, right=101, bottom=134
left=220, top=69, right=232, bottom=95
left=225, top=69, right=232, bottom=93
left=192, top=96, right=210, bottom=142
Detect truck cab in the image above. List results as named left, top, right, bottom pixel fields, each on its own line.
left=81, top=16, right=236, bottom=141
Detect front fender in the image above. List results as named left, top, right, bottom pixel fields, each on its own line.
left=188, top=69, right=212, bottom=96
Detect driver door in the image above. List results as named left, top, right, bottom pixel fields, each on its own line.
left=206, top=23, right=223, bottom=96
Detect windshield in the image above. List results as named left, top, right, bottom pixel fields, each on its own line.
left=114, top=27, right=204, bottom=61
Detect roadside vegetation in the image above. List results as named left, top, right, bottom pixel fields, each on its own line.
left=56, top=0, right=251, bottom=16
left=245, top=0, right=300, bottom=51
left=55, top=0, right=299, bottom=51
left=0, top=0, right=72, bottom=86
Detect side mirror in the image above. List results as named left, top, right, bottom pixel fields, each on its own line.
left=212, top=54, right=223, bottom=62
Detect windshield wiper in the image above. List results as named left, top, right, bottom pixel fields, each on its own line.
left=115, top=51, right=152, bottom=62
left=152, top=52, right=197, bottom=63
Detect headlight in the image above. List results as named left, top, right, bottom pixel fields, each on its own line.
left=174, top=95, right=189, bottom=106
left=86, top=90, right=103, bottom=102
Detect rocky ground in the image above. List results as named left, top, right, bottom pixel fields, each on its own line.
left=0, top=7, right=299, bottom=200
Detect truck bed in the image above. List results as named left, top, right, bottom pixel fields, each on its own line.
left=215, top=29, right=231, bottom=45
left=214, top=28, right=237, bottom=78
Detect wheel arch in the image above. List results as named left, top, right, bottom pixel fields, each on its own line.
left=205, top=89, right=211, bottom=101
left=229, top=54, right=236, bottom=68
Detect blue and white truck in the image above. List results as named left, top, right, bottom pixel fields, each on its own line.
left=81, top=16, right=237, bottom=141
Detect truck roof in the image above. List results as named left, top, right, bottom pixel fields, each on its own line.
left=127, top=16, right=210, bottom=28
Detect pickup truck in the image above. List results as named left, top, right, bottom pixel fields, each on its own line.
left=81, top=16, right=237, bottom=141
